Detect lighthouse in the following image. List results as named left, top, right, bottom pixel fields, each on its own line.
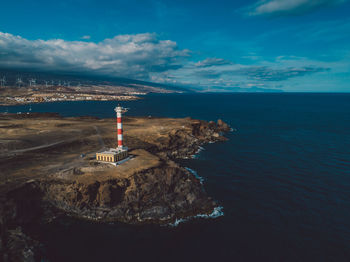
left=115, top=104, right=124, bottom=148
left=95, top=104, right=129, bottom=165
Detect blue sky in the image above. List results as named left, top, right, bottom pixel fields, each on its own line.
left=0, top=0, right=349, bottom=92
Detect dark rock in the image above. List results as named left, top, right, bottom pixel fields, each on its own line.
left=217, top=119, right=230, bottom=132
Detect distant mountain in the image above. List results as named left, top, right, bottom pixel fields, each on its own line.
left=0, top=69, right=283, bottom=93
left=0, top=69, right=188, bottom=94
left=186, top=85, right=283, bottom=93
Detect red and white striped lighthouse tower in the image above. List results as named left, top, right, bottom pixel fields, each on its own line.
left=115, top=104, right=124, bottom=148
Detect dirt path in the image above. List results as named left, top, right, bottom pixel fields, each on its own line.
left=0, top=140, right=66, bottom=158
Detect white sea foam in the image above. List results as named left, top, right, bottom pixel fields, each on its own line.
left=170, top=218, right=187, bottom=227
left=195, top=206, right=224, bottom=219
left=168, top=206, right=224, bottom=227
left=191, top=146, right=205, bottom=159
left=196, top=146, right=205, bottom=153
left=185, top=167, right=204, bottom=184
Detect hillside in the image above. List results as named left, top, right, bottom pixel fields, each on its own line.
left=0, top=69, right=188, bottom=94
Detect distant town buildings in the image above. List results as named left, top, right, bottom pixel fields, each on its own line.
left=4, top=93, right=138, bottom=105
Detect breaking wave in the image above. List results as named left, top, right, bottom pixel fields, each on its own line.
left=169, top=206, right=224, bottom=227
left=191, top=146, right=205, bottom=159
left=185, top=167, right=204, bottom=184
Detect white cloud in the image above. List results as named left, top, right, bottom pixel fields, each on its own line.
left=166, top=53, right=340, bottom=91
left=195, top=57, right=232, bottom=67
left=0, top=32, right=189, bottom=80
left=247, top=0, right=346, bottom=16
left=81, top=35, right=91, bottom=40
left=0, top=31, right=347, bottom=91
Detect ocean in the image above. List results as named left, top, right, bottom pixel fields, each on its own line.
left=1, top=93, right=350, bottom=261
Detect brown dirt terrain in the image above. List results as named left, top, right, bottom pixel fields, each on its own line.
left=0, top=114, right=227, bottom=185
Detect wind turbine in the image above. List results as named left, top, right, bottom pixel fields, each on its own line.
left=16, top=77, right=23, bottom=88
left=29, top=78, right=36, bottom=87
left=0, top=76, right=6, bottom=87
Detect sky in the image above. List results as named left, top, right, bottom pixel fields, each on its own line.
left=0, top=0, right=349, bottom=92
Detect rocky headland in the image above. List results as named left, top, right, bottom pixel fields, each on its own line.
left=0, top=113, right=230, bottom=261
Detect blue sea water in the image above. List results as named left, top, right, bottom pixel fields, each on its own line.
left=1, top=93, right=350, bottom=261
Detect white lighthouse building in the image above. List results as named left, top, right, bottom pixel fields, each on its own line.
left=96, top=104, right=128, bottom=164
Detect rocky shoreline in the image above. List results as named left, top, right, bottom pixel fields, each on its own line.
left=0, top=115, right=230, bottom=261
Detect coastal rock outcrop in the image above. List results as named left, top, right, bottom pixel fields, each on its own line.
left=156, top=119, right=229, bottom=159
left=39, top=163, right=215, bottom=224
